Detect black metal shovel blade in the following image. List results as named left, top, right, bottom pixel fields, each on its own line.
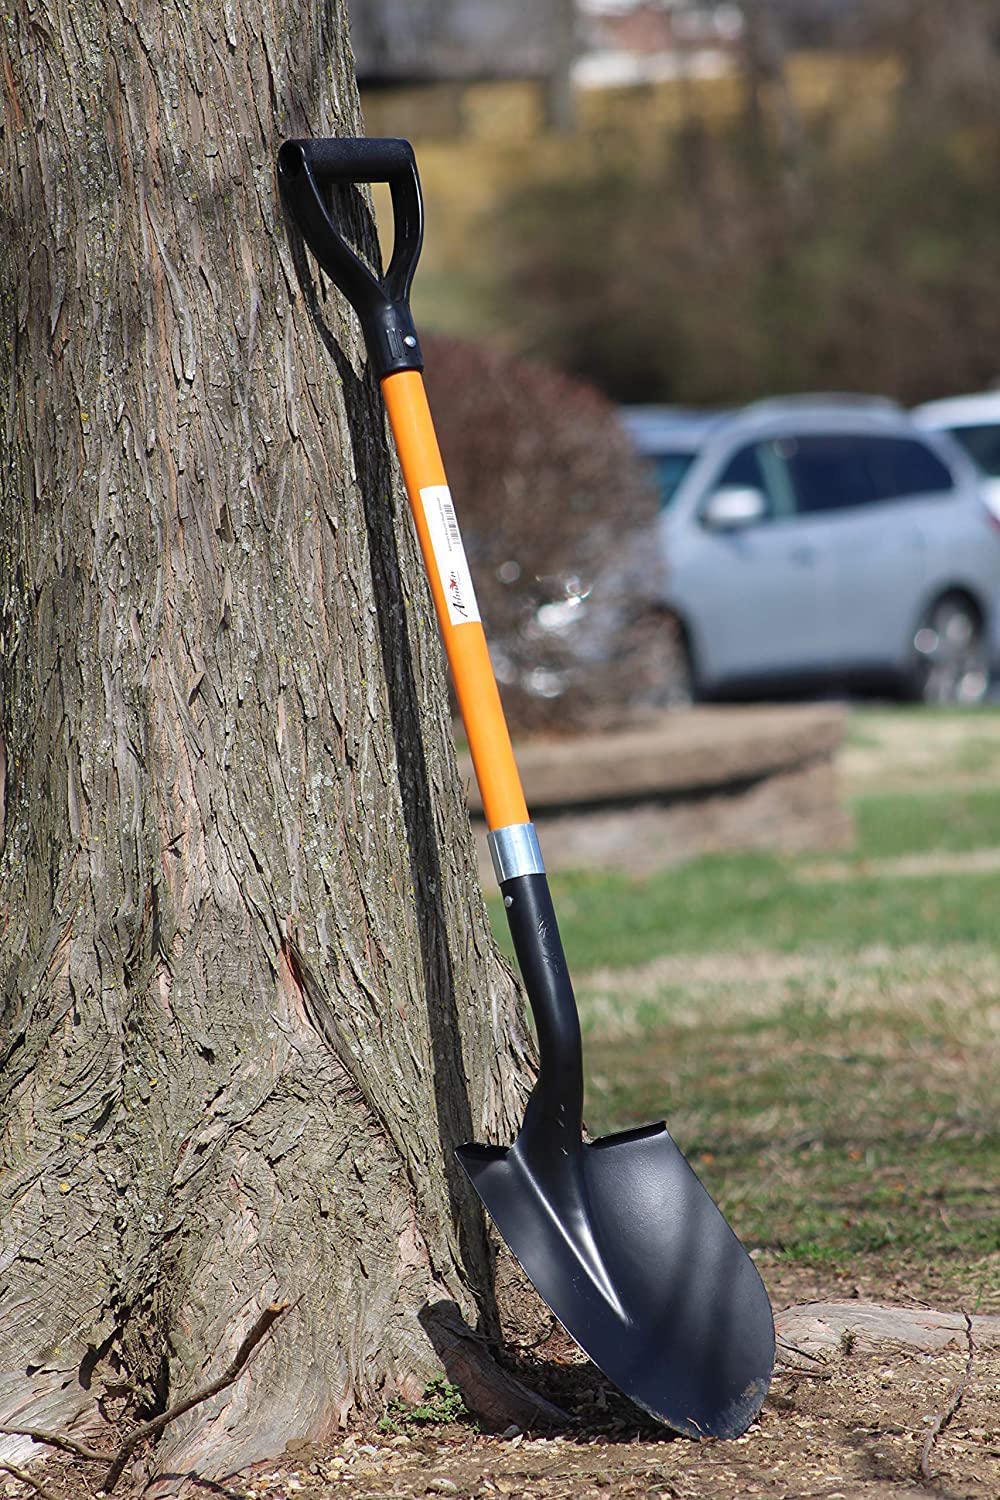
left=457, top=1117, right=774, bottom=1439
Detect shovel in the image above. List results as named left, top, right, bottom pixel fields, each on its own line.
left=277, top=136, right=775, bottom=1439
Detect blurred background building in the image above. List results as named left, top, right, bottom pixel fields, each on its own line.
left=349, top=2, right=883, bottom=107
left=348, top=0, right=578, bottom=125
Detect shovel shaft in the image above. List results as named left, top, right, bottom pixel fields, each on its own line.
left=500, top=872, right=585, bottom=1134
left=382, top=370, right=530, bottom=834
left=382, top=371, right=585, bottom=1104
left=277, top=139, right=584, bottom=1119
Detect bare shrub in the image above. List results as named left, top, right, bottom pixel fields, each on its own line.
left=422, top=334, right=684, bottom=734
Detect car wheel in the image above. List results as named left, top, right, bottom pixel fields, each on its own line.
left=909, top=594, right=989, bottom=705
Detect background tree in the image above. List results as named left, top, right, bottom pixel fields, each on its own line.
left=488, top=10, right=1000, bottom=406
left=0, top=0, right=531, bottom=1488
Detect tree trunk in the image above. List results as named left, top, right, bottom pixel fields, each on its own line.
left=0, top=0, right=531, bottom=1489
left=738, top=1, right=803, bottom=186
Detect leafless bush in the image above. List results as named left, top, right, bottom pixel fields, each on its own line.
left=422, top=334, right=684, bottom=734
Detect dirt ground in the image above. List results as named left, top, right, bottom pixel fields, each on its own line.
left=24, top=1265, right=998, bottom=1500
left=251, top=1335, right=998, bottom=1500
left=241, top=1281, right=998, bottom=1500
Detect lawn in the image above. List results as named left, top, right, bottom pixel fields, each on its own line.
left=489, top=707, right=1000, bottom=1312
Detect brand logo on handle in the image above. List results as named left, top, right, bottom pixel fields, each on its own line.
left=420, top=486, right=481, bottom=627
left=447, top=569, right=472, bottom=620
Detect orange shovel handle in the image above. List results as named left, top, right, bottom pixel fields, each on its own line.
left=277, top=138, right=531, bottom=844
left=382, top=371, right=530, bottom=833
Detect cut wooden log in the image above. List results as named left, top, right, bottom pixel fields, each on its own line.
left=458, top=706, right=852, bottom=877
left=775, top=1302, right=1000, bottom=1365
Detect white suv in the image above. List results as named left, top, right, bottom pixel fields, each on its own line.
left=912, top=391, right=1000, bottom=520
left=622, top=397, right=1000, bottom=704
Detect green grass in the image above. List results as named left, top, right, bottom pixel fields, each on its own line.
left=580, top=963, right=998, bottom=1289
left=486, top=743, right=1000, bottom=1303
left=488, top=786, right=1000, bottom=973
left=491, top=851, right=997, bottom=975
left=842, top=704, right=1000, bottom=792
left=379, top=1376, right=476, bottom=1434
left=845, top=703, right=1000, bottom=738
left=853, top=785, right=1000, bottom=856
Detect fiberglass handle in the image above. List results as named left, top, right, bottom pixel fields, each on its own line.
left=278, top=136, right=424, bottom=379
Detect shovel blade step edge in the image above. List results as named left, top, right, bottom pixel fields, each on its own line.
left=457, top=1120, right=774, bottom=1440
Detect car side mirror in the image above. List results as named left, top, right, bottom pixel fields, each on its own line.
left=702, top=485, right=768, bottom=530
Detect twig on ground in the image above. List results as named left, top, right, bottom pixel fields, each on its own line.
left=0, top=1459, right=61, bottom=1500
left=774, top=1336, right=826, bottom=1365
left=101, top=1298, right=295, bottom=1494
left=1, top=1300, right=296, bottom=1497
left=919, top=1311, right=975, bottom=1483
left=0, top=1427, right=109, bottom=1463
left=774, top=1335, right=832, bottom=1376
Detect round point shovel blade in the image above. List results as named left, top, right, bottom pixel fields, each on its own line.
left=457, top=1119, right=774, bottom=1439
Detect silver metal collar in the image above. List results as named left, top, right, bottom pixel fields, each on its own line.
left=487, top=823, right=545, bottom=884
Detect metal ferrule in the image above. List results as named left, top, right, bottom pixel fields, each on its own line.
left=488, top=822, right=545, bottom=885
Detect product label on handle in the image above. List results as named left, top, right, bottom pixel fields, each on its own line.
left=419, top=485, right=481, bottom=627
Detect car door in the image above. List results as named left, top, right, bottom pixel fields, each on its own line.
left=675, top=441, right=834, bottom=684
left=774, top=434, right=941, bottom=668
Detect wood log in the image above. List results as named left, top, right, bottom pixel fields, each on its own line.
left=775, top=1301, right=1000, bottom=1365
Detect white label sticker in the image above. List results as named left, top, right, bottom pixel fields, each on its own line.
left=419, top=485, right=481, bottom=627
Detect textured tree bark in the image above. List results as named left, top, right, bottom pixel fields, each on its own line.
left=0, top=0, right=531, bottom=1489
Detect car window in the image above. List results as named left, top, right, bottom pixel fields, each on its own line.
left=946, top=423, right=1000, bottom=479
left=775, top=436, right=876, bottom=512
left=756, top=442, right=798, bottom=518
left=717, top=445, right=765, bottom=488
left=707, top=442, right=803, bottom=523
left=867, top=437, right=955, bottom=497
left=649, top=452, right=696, bottom=508
left=705, top=444, right=776, bottom=520
left=773, top=434, right=954, bottom=514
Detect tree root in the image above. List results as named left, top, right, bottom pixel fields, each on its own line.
left=419, top=1300, right=568, bottom=1430
left=2, top=1300, right=995, bottom=1494
left=0, top=1428, right=108, bottom=1463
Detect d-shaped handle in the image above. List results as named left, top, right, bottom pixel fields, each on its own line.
left=277, top=137, right=424, bottom=379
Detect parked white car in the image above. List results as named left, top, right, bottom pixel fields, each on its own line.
left=621, top=397, right=1000, bottom=705
left=911, top=391, right=1000, bottom=520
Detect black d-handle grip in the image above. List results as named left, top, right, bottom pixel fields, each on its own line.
left=277, top=137, right=424, bottom=380
left=284, top=136, right=417, bottom=186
